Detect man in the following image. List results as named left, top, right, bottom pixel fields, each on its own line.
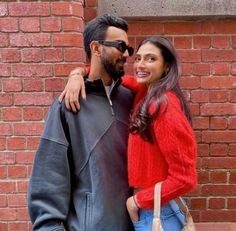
left=28, top=14, right=134, bottom=231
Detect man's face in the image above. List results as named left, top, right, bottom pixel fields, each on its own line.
left=100, top=26, right=130, bottom=81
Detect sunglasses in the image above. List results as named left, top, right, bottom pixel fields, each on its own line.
left=98, top=40, right=134, bottom=56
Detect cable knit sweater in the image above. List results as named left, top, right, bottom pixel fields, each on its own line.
left=122, top=76, right=197, bottom=209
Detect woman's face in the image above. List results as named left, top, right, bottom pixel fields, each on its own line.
left=133, top=42, right=168, bottom=85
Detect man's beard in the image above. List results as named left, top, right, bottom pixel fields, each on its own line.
left=101, top=53, right=126, bottom=81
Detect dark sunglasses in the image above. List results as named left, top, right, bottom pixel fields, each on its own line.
left=98, top=40, right=134, bottom=56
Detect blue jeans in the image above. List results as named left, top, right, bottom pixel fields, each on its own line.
left=132, top=199, right=185, bottom=231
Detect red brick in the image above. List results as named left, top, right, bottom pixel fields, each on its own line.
left=41, top=17, right=61, bottom=32
left=0, top=208, right=17, bottom=221
left=201, top=103, right=235, bottom=116
left=10, top=34, right=51, bottom=47
left=230, top=90, right=236, bottom=102
left=9, top=2, right=50, bottom=16
left=189, top=103, right=200, bottom=116
left=229, top=171, right=236, bottom=183
left=181, top=63, right=193, bottom=76
left=0, top=166, right=6, bottom=179
left=27, top=137, right=40, bottom=150
left=16, top=181, right=29, bottom=193
left=197, top=171, right=209, bottom=183
left=16, top=208, right=29, bottom=220
left=212, top=36, right=230, bottom=49
left=191, top=90, right=209, bottom=103
left=85, top=0, right=97, bottom=7
left=201, top=157, right=236, bottom=169
left=13, top=122, right=44, bottom=136
left=228, top=117, right=236, bottom=129
left=84, top=7, right=97, bottom=22
left=55, top=63, right=82, bottom=76
left=174, top=37, right=192, bottom=49
left=22, top=49, right=42, bottom=63
left=0, top=194, right=6, bottom=206
left=8, top=222, right=28, bottom=231
left=202, top=210, right=236, bottom=222
left=228, top=198, right=236, bottom=209
left=19, top=17, right=39, bottom=32
left=128, top=22, right=163, bottom=36
left=178, top=50, right=201, bottom=62
left=0, top=3, right=8, bottom=16
left=53, top=34, right=83, bottom=47
left=202, top=131, right=236, bottom=143
left=164, top=22, right=201, bottom=34
left=23, top=79, right=43, bottom=92
left=190, top=198, right=207, bottom=210
left=43, top=48, right=63, bottom=62
left=210, top=117, right=228, bottom=130
left=0, top=34, right=9, bottom=47
left=201, top=77, right=236, bottom=89
left=209, top=90, right=228, bottom=103
left=0, top=138, right=5, bottom=151
left=2, top=79, right=22, bottom=92
left=210, top=171, right=227, bottom=182
left=201, top=184, right=236, bottom=196
left=197, top=144, right=209, bottom=157
left=231, top=63, right=236, bottom=75
left=8, top=166, right=27, bottom=179
left=0, top=18, right=18, bottom=32
left=201, top=21, right=214, bottom=34
left=8, top=194, right=26, bottom=207
left=1, top=49, right=20, bottom=62
left=202, top=50, right=236, bottom=62
left=0, top=152, right=15, bottom=164
left=0, top=93, right=13, bottom=106
left=7, top=138, right=25, bottom=151
left=12, top=64, right=52, bottom=77
left=209, top=198, right=225, bottom=209
left=0, top=123, right=12, bottom=136
left=2, top=108, right=22, bottom=121
left=23, top=107, right=43, bottom=121
left=52, top=2, right=83, bottom=16
left=45, top=78, right=65, bottom=92
left=212, top=63, right=229, bottom=75
left=63, top=17, right=84, bottom=32
left=0, top=181, right=16, bottom=193
left=192, top=63, right=210, bottom=75
left=212, top=20, right=236, bottom=34
left=0, top=64, right=11, bottom=77
left=64, top=48, right=85, bottom=62
left=14, top=93, right=53, bottom=106
left=229, top=144, right=236, bottom=156
left=193, top=36, right=211, bottom=48
left=71, top=2, right=84, bottom=17
left=193, top=117, right=209, bottom=129
left=179, top=77, right=201, bottom=89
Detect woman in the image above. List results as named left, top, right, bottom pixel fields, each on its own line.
left=59, top=37, right=197, bottom=231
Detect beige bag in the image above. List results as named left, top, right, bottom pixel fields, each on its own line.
left=152, top=182, right=196, bottom=231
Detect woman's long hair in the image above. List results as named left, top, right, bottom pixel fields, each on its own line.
left=129, top=37, right=192, bottom=143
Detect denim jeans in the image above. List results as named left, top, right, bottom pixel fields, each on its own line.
left=132, top=199, right=185, bottom=231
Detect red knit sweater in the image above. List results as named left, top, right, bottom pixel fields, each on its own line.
left=122, top=76, right=197, bottom=209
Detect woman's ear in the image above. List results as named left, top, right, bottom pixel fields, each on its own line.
left=90, top=41, right=102, bottom=57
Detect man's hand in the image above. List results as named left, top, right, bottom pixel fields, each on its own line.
left=58, top=67, right=86, bottom=112
left=126, top=196, right=139, bottom=222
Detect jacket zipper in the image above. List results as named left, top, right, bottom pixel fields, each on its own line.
left=102, top=79, right=119, bottom=116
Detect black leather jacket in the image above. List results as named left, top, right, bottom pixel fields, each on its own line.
left=28, top=78, right=134, bottom=231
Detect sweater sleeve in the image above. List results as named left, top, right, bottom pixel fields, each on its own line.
left=27, top=100, right=71, bottom=231
left=136, top=93, right=197, bottom=209
left=121, top=75, right=147, bottom=93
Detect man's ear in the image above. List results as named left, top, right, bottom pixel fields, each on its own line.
left=90, top=41, right=101, bottom=57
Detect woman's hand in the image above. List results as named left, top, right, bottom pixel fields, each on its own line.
left=58, top=67, right=86, bottom=112
left=126, top=196, right=139, bottom=222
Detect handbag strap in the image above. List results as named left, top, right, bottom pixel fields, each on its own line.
left=154, top=182, right=191, bottom=221
left=153, top=182, right=162, bottom=220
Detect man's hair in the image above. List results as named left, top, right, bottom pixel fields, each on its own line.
left=83, top=13, right=128, bottom=61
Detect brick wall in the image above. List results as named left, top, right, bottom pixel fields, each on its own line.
left=0, top=1, right=84, bottom=230
left=0, top=0, right=236, bottom=230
